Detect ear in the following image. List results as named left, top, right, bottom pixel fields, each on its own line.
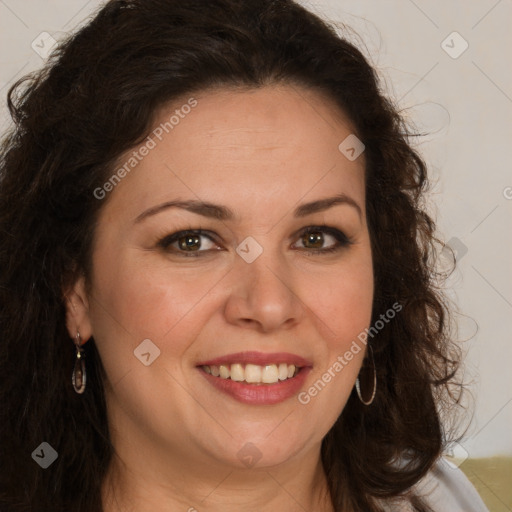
left=63, top=274, right=93, bottom=344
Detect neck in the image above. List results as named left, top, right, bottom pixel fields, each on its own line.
left=101, top=442, right=334, bottom=512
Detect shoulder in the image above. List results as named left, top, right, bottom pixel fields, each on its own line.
left=378, top=457, right=490, bottom=512
left=413, top=457, right=489, bottom=511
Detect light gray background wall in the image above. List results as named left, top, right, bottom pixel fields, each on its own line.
left=1, top=0, right=510, bottom=459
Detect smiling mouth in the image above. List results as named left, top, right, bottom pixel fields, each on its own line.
left=201, top=363, right=300, bottom=385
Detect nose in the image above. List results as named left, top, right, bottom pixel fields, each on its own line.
left=223, top=246, right=304, bottom=333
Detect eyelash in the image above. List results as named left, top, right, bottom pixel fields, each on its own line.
left=156, top=225, right=354, bottom=258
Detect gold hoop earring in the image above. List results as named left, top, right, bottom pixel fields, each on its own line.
left=355, top=344, right=376, bottom=405
left=72, top=331, right=86, bottom=394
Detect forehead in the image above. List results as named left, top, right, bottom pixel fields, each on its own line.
left=101, top=85, right=366, bottom=224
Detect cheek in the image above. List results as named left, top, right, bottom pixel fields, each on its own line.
left=93, top=249, right=187, bottom=329
left=295, top=267, right=372, bottom=428
left=88, top=250, right=229, bottom=363
left=303, top=255, right=374, bottom=347
left=297, top=252, right=373, bottom=410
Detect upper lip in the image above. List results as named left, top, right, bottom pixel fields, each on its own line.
left=196, top=351, right=312, bottom=367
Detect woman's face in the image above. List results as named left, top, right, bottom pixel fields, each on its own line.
left=67, top=85, right=373, bottom=472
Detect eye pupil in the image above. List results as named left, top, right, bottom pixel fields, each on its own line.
left=179, top=235, right=200, bottom=251
left=304, top=232, right=323, bottom=249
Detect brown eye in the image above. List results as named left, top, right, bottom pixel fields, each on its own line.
left=158, top=229, right=219, bottom=257
left=293, top=226, right=353, bottom=255
left=302, top=231, right=325, bottom=249
left=157, top=225, right=352, bottom=259
left=177, top=233, right=202, bottom=251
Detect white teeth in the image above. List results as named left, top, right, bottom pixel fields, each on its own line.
left=262, top=364, right=279, bottom=383
left=202, top=363, right=299, bottom=384
left=245, top=364, right=262, bottom=383
left=230, top=363, right=244, bottom=382
left=278, top=363, right=288, bottom=381
left=219, top=365, right=230, bottom=379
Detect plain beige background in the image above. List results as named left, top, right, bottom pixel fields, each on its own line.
left=0, top=0, right=510, bottom=462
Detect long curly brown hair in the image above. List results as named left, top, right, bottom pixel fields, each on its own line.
left=0, top=1, right=465, bottom=510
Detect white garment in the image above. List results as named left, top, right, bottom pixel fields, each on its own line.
left=416, top=457, right=489, bottom=511
left=379, top=457, right=490, bottom=511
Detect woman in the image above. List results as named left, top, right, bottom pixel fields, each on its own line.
left=0, top=0, right=489, bottom=511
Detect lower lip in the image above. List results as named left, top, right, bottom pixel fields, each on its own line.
left=198, top=367, right=311, bottom=405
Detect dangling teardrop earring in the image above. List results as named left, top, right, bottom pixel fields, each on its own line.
left=355, top=344, right=376, bottom=405
left=72, top=330, right=87, bottom=394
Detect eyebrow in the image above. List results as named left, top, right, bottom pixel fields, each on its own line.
left=134, top=193, right=362, bottom=224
